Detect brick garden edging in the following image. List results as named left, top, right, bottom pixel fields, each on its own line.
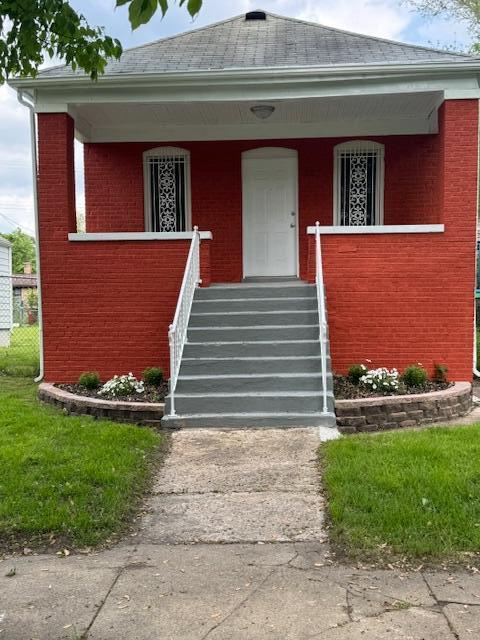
left=335, top=382, right=472, bottom=433
left=39, top=382, right=472, bottom=433
left=38, top=383, right=165, bottom=427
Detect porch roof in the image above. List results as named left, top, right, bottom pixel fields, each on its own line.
left=27, top=11, right=475, bottom=79
left=9, top=11, right=480, bottom=143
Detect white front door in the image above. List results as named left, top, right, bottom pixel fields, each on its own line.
left=242, top=148, right=298, bottom=278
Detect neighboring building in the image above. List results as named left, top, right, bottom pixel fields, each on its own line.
left=0, top=236, right=12, bottom=347
left=12, top=262, right=38, bottom=325
left=10, top=11, right=480, bottom=426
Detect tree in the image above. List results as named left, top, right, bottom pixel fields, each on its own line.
left=0, top=229, right=36, bottom=274
left=0, top=0, right=203, bottom=84
left=405, top=1, right=480, bottom=51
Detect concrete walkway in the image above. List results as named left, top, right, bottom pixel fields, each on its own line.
left=1, top=428, right=480, bottom=639
left=139, top=428, right=327, bottom=544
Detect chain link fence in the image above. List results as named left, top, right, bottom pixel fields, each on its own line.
left=0, top=275, right=40, bottom=377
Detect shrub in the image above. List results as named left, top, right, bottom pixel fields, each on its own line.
left=78, top=371, right=101, bottom=390
left=98, top=373, right=145, bottom=398
left=360, top=367, right=399, bottom=394
left=347, top=363, right=367, bottom=385
left=143, top=367, right=164, bottom=386
left=434, top=363, right=448, bottom=383
left=402, top=364, right=428, bottom=388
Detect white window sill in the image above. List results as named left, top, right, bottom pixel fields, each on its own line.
left=307, top=225, right=444, bottom=235
left=68, top=231, right=213, bottom=241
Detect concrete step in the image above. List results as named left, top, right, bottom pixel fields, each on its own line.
left=165, top=391, right=335, bottom=414
left=161, top=411, right=337, bottom=429
left=189, top=310, right=318, bottom=328
left=187, top=324, right=319, bottom=342
left=164, top=279, right=333, bottom=429
left=182, top=340, right=325, bottom=358
left=196, top=283, right=315, bottom=300
left=179, top=355, right=325, bottom=376
left=192, top=296, right=317, bottom=313
left=175, top=372, right=333, bottom=394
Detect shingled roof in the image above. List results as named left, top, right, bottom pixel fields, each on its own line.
left=38, top=10, right=472, bottom=79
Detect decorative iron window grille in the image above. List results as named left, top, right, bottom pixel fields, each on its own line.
left=143, top=147, right=190, bottom=232
left=334, top=141, right=384, bottom=226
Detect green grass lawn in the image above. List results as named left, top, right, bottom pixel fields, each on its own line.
left=0, top=325, right=40, bottom=377
left=0, top=377, right=163, bottom=550
left=322, top=425, right=480, bottom=562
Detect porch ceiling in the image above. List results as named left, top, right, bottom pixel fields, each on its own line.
left=71, top=91, right=443, bottom=142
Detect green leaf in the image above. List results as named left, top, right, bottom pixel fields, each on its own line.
left=186, top=0, right=202, bottom=17
left=158, top=0, right=168, bottom=17
left=128, top=0, right=158, bottom=30
left=116, top=0, right=130, bottom=5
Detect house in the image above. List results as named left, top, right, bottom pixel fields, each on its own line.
left=10, top=10, right=480, bottom=427
left=0, top=236, right=12, bottom=347
left=12, top=262, right=38, bottom=326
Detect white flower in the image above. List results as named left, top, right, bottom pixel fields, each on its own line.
left=98, top=373, right=145, bottom=398
left=359, top=365, right=398, bottom=394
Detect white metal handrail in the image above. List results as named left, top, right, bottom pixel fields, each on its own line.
left=315, top=221, right=329, bottom=415
left=168, top=226, right=201, bottom=416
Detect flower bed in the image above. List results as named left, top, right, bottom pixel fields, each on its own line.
left=39, top=383, right=165, bottom=427
left=56, top=380, right=168, bottom=403
left=334, top=375, right=451, bottom=400
left=335, top=382, right=472, bottom=434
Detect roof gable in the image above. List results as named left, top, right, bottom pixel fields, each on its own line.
left=38, top=10, right=473, bottom=79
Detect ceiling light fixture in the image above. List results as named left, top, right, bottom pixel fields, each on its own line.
left=250, top=105, right=275, bottom=120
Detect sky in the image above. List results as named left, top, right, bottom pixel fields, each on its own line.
left=0, top=0, right=473, bottom=235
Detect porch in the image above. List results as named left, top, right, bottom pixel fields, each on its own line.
left=34, top=92, right=478, bottom=384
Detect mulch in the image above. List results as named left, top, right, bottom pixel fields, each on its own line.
left=334, top=375, right=452, bottom=400
left=56, top=382, right=169, bottom=403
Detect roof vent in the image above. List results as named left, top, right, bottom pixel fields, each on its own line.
left=245, top=10, right=266, bottom=20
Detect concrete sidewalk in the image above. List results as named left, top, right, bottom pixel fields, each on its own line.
left=1, top=542, right=479, bottom=639
left=1, top=428, right=480, bottom=639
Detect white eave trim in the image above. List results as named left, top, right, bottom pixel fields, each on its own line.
left=68, top=231, right=213, bottom=241
left=9, top=60, right=480, bottom=89
left=307, top=224, right=444, bottom=234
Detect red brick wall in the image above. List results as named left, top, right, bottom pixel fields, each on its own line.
left=306, top=101, right=478, bottom=381
left=38, top=114, right=213, bottom=382
left=84, top=135, right=442, bottom=282
left=38, top=100, right=477, bottom=382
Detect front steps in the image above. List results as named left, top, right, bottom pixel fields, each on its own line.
left=162, top=281, right=336, bottom=429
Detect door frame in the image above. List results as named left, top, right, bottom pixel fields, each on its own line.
left=241, top=147, right=299, bottom=279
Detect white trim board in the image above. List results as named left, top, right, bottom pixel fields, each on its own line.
left=68, top=231, right=213, bottom=241
left=22, top=73, right=480, bottom=115
left=79, top=117, right=439, bottom=143
left=306, top=225, right=444, bottom=234
left=10, top=60, right=480, bottom=91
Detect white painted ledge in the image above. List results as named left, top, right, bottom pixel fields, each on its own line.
left=68, top=231, right=213, bottom=241
left=307, top=224, right=444, bottom=235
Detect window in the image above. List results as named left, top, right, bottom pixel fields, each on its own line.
left=334, top=141, right=384, bottom=226
left=143, top=147, right=191, bottom=232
